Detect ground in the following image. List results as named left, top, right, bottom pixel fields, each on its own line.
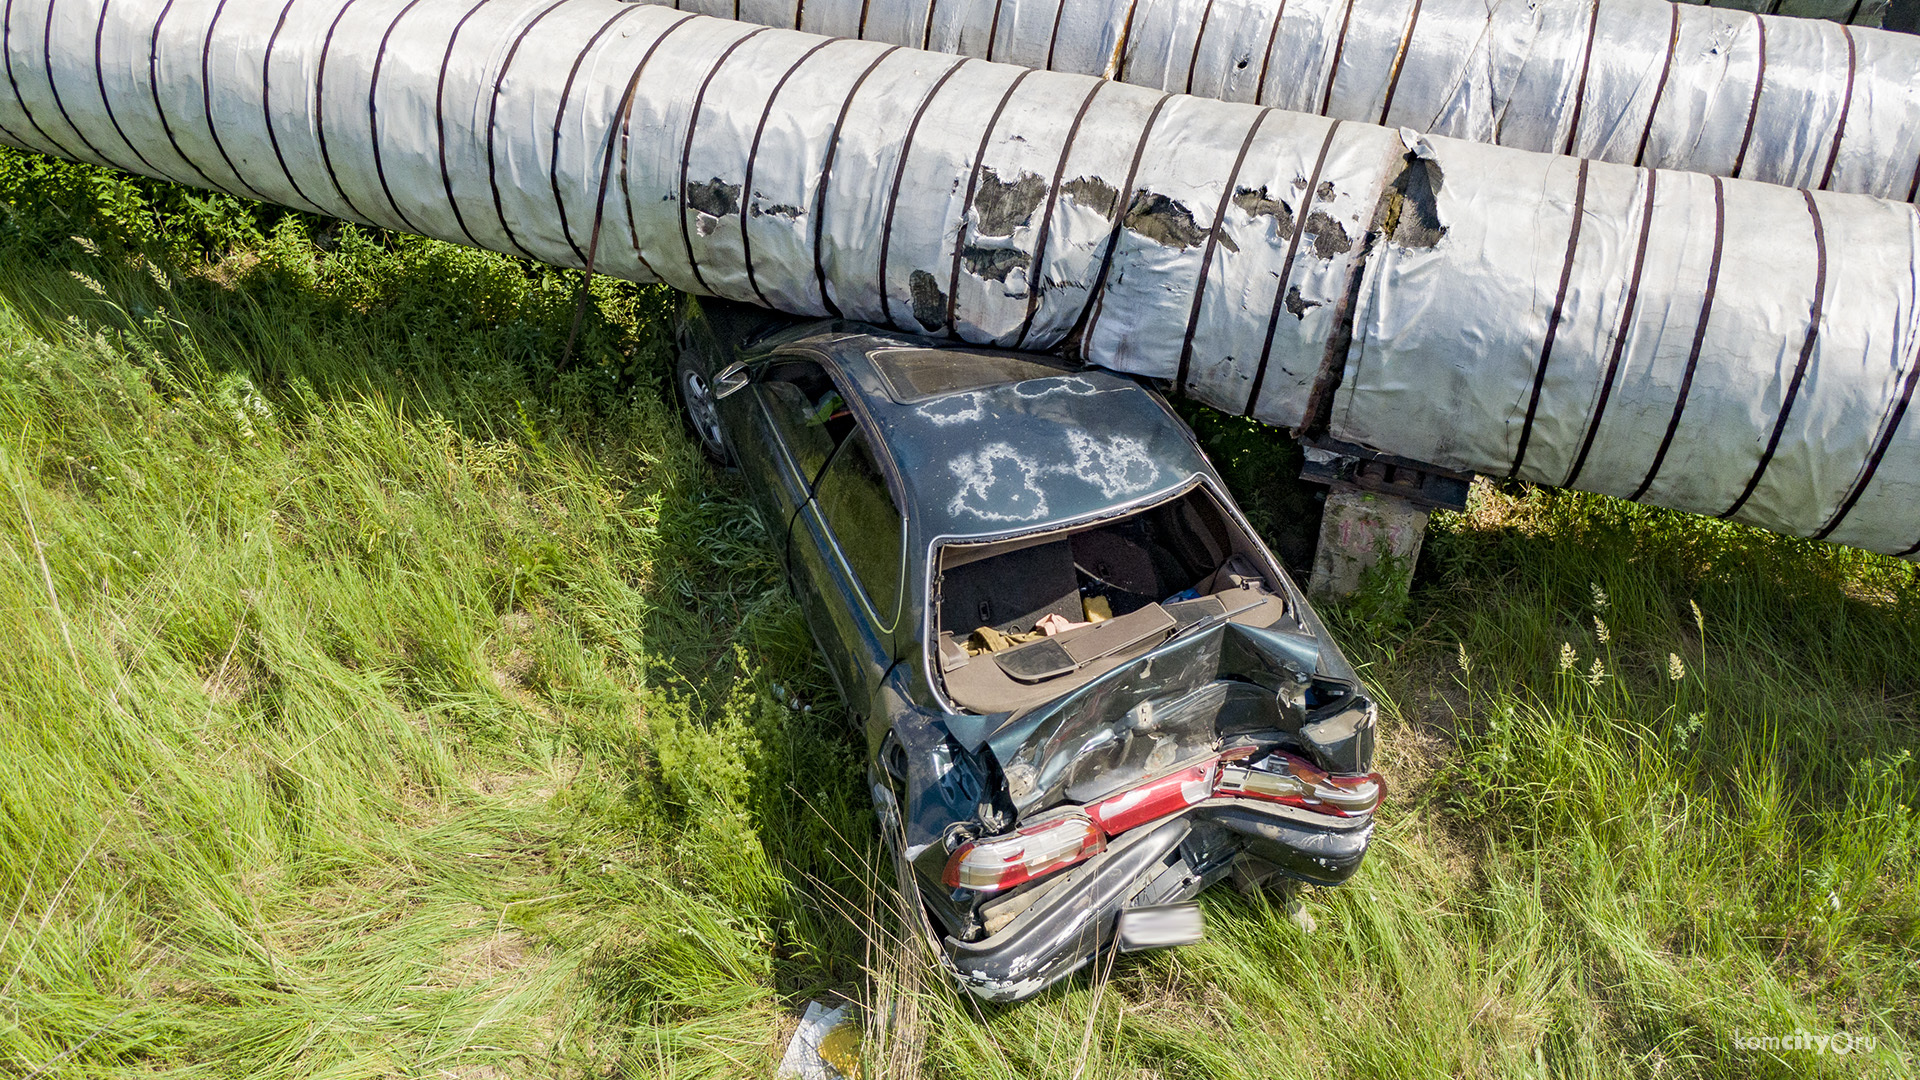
left=0, top=148, right=1915, bottom=1079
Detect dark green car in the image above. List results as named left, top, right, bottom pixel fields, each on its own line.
left=676, top=296, right=1383, bottom=1002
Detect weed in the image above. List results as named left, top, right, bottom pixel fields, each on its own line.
left=0, top=147, right=1914, bottom=1078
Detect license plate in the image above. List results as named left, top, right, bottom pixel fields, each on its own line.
left=1116, top=902, right=1204, bottom=952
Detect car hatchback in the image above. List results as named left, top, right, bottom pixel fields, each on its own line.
left=676, top=297, right=1383, bottom=1001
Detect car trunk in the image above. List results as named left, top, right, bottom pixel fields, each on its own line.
left=982, top=618, right=1374, bottom=814
left=918, top=615, right=1379, bottom=944
left=932, top=484, right=1292, bottom=717
left=914, top=486, right=1379, bottom=943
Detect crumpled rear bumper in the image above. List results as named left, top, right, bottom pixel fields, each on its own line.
left=932, top=799, right=1373, bottom=1001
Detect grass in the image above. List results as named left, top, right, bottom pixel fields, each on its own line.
left=0, top=146, right=1914, bottom=1078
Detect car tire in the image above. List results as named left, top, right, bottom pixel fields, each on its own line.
left=674, top=337, right=734, bottom=467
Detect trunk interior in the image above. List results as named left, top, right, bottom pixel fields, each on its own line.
left=933, top=486, right=1289, bottom=715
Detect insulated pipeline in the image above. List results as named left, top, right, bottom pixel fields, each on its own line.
left=1679, top=0, right=1887, bottom=27
left=1, top=2, right=1917, bottom=558
left=657, top=0, right=1920, bottom=202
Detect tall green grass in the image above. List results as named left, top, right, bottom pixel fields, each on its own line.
left=1, top=146, right=1914, bottom=1078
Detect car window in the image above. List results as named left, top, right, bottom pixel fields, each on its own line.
left=757, top=356, right=855, bottom=489
left=869, top=348, right=1078, bottom=403
left=814, top=428, right=905, bottom=622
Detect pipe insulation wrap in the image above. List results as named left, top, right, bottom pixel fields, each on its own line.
left=657, top=0, right=1920, bottom=202
left=0, top=1, right=1917, bottom=558
left=1337, top=135, right=1920, bottom=554
left=1677, top=0, right=1888, bottom=27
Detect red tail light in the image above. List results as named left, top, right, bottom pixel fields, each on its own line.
left=1085, top=761, right=1218, bottom=835
left=942, top=812, right=1105, bottom=893
left=1217, top=752, right=1385, bottom=817
left=944, top=751, right=1383, bottom=893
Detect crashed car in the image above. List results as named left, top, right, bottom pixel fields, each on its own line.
left=674, top=297, right=1383, bottom=1002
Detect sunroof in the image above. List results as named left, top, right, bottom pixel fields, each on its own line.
left=869, top=348, right=1078, bottom=404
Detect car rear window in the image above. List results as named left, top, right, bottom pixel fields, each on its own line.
left=869, top=348, right=1077, bottom=404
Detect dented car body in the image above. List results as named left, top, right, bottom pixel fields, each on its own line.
left=677, top=297, right=1382, bottom=1001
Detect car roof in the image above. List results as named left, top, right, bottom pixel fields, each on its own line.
left=787, top=326, right=1215, bottom=542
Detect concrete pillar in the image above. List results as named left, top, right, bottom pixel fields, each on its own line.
left=1308, top=489, right=1432, bottom=601
left=1297, top=438, right=1469, bottom=602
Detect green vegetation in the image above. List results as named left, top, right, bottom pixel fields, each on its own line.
left=1, top=147, right=1915, bottom=1078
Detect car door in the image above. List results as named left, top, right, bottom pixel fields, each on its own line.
left=719, top=352, right=855, bottom=560
left=790, top=423, right=908, bottom=715
left=712, top=350, right=881, bottom=697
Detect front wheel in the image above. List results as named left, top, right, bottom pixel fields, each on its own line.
left=675, top=346, right=733, bottom=466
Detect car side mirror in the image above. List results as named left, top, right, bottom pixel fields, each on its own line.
left=713, top=360, right=750, bottom=400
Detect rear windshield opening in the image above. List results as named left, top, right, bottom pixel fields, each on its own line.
left=933, top=487, right=1289, bottom=714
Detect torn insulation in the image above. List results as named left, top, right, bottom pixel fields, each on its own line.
left=1, top=2, right=1916, bottom=557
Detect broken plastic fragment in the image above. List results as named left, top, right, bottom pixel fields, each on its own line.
left=777, top=1001, right=861, bottom=1080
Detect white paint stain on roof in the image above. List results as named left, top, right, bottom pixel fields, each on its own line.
left=948, top=442, right=1052, bottom=522
left=946, top=428, right=1165, bottom=522
left=1066, top=430, right=1161, bottom=498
